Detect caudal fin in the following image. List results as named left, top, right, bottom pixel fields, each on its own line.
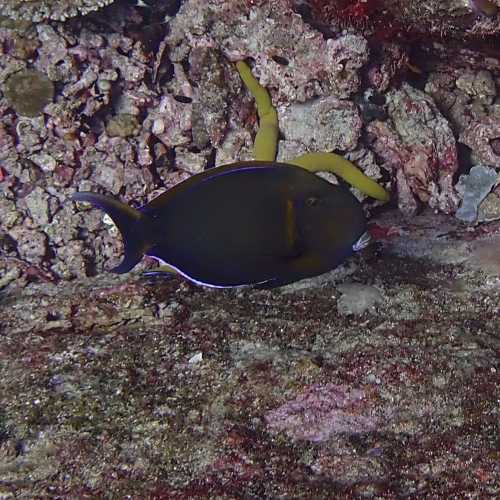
left=72, top=192, right=148, bottom=274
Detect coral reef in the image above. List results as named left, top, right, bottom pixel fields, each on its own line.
left=278, top=97, right=362, bottom=153
left=0, top=0, right=384, bottom=288
left=0, top=0, right=115, bottom=22
left=303, top=0, right=500, bottom=41
left=0, top=6, right=161, bottom=285
left=0, top=0, right=500, bottom=496
left=0, top=0, right=499, bottom=295
left=460, top=117, right=500, bottom=167
left=167, top=0, right=369, bottom=102
left=0, top=0, right=498, bottom=289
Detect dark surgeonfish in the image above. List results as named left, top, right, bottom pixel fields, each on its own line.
left=72, top=161, right=369, bottom=288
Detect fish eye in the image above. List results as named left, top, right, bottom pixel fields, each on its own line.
left=306, top=196, right=319, bottom=207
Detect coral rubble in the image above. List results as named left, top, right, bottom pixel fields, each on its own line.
left=0, top=0, right=115, bottom=22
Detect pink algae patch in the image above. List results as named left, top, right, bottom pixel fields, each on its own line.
left=265, top=384, right=380, bottom=442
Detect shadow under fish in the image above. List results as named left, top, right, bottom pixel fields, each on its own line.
left=72, top=161, right=370, bottom=288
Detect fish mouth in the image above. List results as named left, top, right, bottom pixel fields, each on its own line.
left=352, top=231, right=371, bottom=252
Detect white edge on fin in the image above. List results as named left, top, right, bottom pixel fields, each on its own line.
left=146, top=255, right=272, bottom=289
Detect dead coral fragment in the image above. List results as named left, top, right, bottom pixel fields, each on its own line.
left=367, top=83, right=460, bottom=215
left=0, top=0, right=115, bottom=22
left=4, top=69, right=54, bottom=117
left=459, top=116, right=500, bottom=168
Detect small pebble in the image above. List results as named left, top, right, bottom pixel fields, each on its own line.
left=337, top=283, right=384, bottom=315
left=188, top=352, right=203, bottom=364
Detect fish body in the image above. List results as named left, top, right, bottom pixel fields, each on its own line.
left=73, top=161, right=366, bottom=288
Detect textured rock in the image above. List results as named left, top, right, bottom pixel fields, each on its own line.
left=344, top=148, right=385, bottom=200
left=28, top=152, right=56, bottom=172
left=266, top=384, right=381, bottom=442
left=478, top=191, right=500, bottom=221
left=0, top=0, right=115, bottom=22
left=460, top=116, right=500, bottom=167
left=54, top=239, right=90, bottom=279
left=368, top=83, right=460, bottom=215
left=189, top=47, right=237, bottom=149
left=167, top=0, right=369, bottom=102
left=106, top=114, right=140, bottom=138
left=0, top=196, right=22, bottom=229
left=306, top=0, right=500, bottom=41
left=8, top=226, right=47, bottom=262
left=24, top=186, right=51, bottom=226
left=279, top=97, right=362, bottom=152
left=0, top=0, right=497, bottom=294
left=455, top=69, right=496, bottom=104
left=145, top=94, right=192, bottom=147
left=1, top=235, right=498, bottom=497
left=1, top=1, right=500, bottom=495
left=366, top=42, right=409, bottom=93
left=174, top=147, right=206, bottom=174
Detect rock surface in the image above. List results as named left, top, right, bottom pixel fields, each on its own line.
left=1, top=210, right=499, bottom=498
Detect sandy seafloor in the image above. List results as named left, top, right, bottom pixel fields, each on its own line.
left=1, top=0, right=499, bottom=497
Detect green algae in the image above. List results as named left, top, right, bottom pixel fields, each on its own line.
left=4, top=69, right=54, bottom=117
